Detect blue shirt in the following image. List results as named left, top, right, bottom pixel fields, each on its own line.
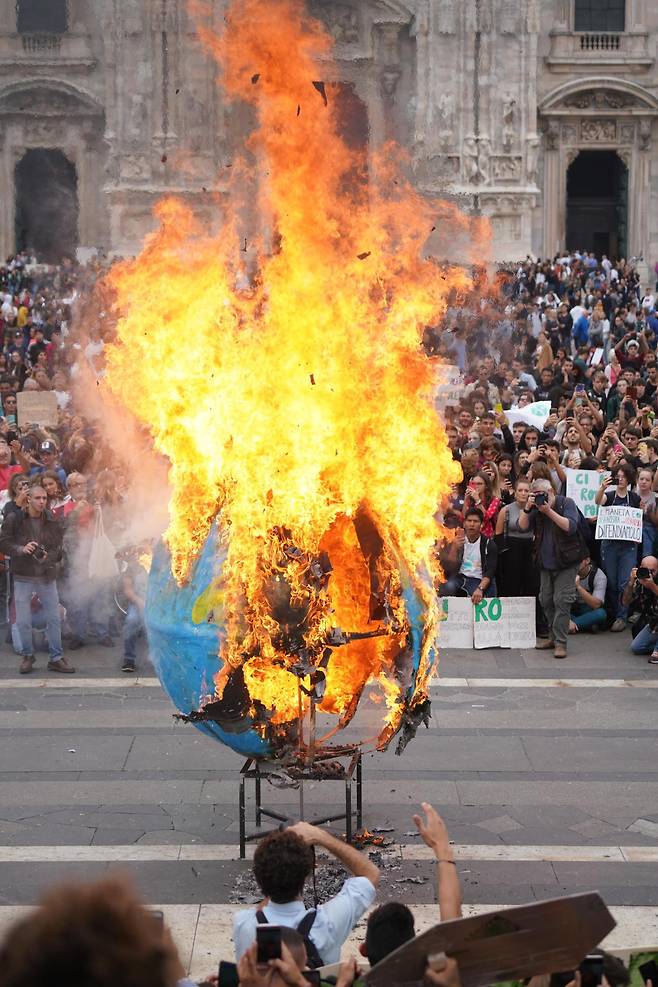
left=233, top=877, right=377, bottom=966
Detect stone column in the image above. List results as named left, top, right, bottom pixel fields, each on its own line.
left=542, top=121, right=561, bottom=257
left=0, top=127, right=11, bottom=258
left=629, top=126, right=651, bottom=261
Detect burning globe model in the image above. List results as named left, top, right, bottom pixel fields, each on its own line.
left=102, top=0, right=473, bottom=761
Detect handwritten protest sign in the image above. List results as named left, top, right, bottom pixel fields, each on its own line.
left=17, top=391, right=58, bottom=427
left=595, top=505, right=643, bottom=543
left=565, top=468, right=600, bottom=519
left=438, top=597, right=473, bottom=648
left=435, top=365, right=464, bottom=409
left=439, top=597, right=536, bottom=649
left=505, top=400, right=551, bottom=430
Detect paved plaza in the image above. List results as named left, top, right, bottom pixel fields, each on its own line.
left=0, top=633, right=657, bottom=977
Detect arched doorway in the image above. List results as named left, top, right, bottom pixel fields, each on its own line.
left=15, top=149, right=78, bottom=262
left=566, top=150, right=628, bottom=259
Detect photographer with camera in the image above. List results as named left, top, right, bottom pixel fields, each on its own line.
left=518, top=479, right=586, bottom=659
left=0, top=483, right=72, bottom=675
left=622, top=555, right=658, bottom=663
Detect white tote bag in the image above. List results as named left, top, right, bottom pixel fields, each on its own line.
left=88, top=506, right=119, bottom=581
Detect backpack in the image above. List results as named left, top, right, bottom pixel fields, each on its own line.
left=255, top=909, right=324, bottom=970
left=553, top=496, right=589, bottom=568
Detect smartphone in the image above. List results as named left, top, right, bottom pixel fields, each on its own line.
left=629, top=386, right=637, bottom=399
left=639, top=960, right=658, bottom=986
left=256, top=925, right=282, bottom=964
left=575, top=383, right=585, bottom=393
left=150, top=909, right=164, bottom=929
left=613, top=443, right=623, bottom=454
left=580, top=954, right=604, bottom=987
left=217, top=960, right=240, bottom=987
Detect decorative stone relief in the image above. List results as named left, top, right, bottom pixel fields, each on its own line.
left=478, top=137, right=491, bottom=183
left=564, top=90, right=634, bottom=110
left=311, top=2, right=360, bottom=43
left=119, top=155, right=152, bottom=182
left=491, top=214, right=522, bottom=240
left=491, top=155, right=521, bottom=180
left=121, top=210, right=157, bottom=240
left=561, top=123, right=577, bottom=142
left=414, top=154, right=460, bottom=182
left=23, top=120, right=62, bottom=142
left=580, top=119, right=617, bottom=142
left=619, top=122, right=635, bottom=143
left=380, top=67, right=401, bottom=98
left=639, top=119, right=652, bottom=151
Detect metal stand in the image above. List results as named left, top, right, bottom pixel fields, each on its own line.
left=239, top=750, right=363, bottom=858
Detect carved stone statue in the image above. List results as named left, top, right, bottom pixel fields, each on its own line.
left=478, top=137, right=491, bottom=183
left=526, top=135, right=540, bottom=184
left=502, top=95, right=516, bottom=152
left=463, top=136, right=479, bottom=182
left=436, top=92, right=454, bottom=148
left=380, top=67, right=401, bottom=98
left=639, top=119, right=652, bottom=151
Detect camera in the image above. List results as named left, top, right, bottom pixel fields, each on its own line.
left=637, top=566, right=653, bottom=581
left=534, top=493, right=548, bottom=507
left=32, top=544, right=48, bottom=563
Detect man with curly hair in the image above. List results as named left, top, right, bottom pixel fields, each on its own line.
left=233, top=822, right=380, bottom=967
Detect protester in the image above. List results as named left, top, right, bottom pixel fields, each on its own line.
left=0, top=877, right=190, bottom=987
left=233, top=821, right=380, bottom=966
left=438, top=508, right=498, bottom=602
left=570, top=556, right=607, bottom=634
left=623, top=556, right=658, bottom=662
left=0, top=484, right=72, bottom=674
left=595, top=464, right=640, bottom=631
left=518, top=479, right=585, bottom=658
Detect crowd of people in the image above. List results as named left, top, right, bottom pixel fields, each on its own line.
left=0, top=804, right=637, bottom=987
left=0, top=253, right=148, bottom=675
left=434, top=251, right=658, bottom=662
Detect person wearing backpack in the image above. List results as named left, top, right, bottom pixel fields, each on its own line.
left=518, top=478, right=587, bottom=658
left=233, top=823, right=380, bottom=968
left=569, top=556, right=607, bottom=634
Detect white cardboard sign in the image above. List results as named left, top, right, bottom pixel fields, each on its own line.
left=435, top=364, right=465, bottom=408
left=565, top=468, right=600, bottom=519
left=595, top=505, right=643, bottom=543
left=439, top=596, right=536, bottom=650
left=438, top=597, right=474, bottom=648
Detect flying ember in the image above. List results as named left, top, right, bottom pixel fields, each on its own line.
left=102, top=0, right=471, bottom=758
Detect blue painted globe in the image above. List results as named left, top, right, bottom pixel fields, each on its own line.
left=145, top=517, right=434, bottom=759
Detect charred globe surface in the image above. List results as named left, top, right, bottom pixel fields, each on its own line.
left=145, top=510, right=435, bottom=759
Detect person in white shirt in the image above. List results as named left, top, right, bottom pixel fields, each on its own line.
left=233, top=821, right=380, bottom=967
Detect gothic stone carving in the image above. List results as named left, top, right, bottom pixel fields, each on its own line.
left=561, top=124, right=577, bottom=142
left=119, top=154, right=152, bottom=182
left=502, top=94, right=516, bottom=152
left=620, top=122, right=635, bottom=143
left=580, top=119, right=617, bottom=142
left=23, top=120, right=63, bottom=143
left=414, top=154, right=460, bottom=182
left=639, top=119, right=651, bottom=151
left=546, top=120, right=560, bottom=151
left=526, top=136, right=540, bottom=184
left=435, top=93, right=454, bottom=149
left=310, top=2, right=360, bottom=43
left=491, top=155, right=521, bottom=180
left=564, top=90, right=635, bottom=110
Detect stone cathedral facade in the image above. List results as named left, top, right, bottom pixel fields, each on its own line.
left=1, top=0, right=657, bottom=269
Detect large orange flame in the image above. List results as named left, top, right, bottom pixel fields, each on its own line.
left=102, top=0, right=472, bottom=749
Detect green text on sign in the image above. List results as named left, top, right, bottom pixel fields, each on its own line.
left=474, top=598, right=503, bottom=622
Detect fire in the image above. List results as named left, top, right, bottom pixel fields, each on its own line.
left=102, top=0, right=472, bottom=753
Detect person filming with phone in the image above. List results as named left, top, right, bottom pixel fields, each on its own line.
left=621, top=555, right=658, bottom=664
left=518, top=478, right=586, bottom=659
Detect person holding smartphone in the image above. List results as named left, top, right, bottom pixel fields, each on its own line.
left=518, top=479, right=585, bottom=659
left=622, top=556, right=658, bottom=662
left=595, top=464, right=641, bottom=632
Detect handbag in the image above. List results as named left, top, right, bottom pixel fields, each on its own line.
left=88, top=506, right=119, bottom=581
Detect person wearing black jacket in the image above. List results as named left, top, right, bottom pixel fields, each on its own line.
left=439, top=508, right=498, bottom=603
left=0, top=484, right=73, bottom=675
